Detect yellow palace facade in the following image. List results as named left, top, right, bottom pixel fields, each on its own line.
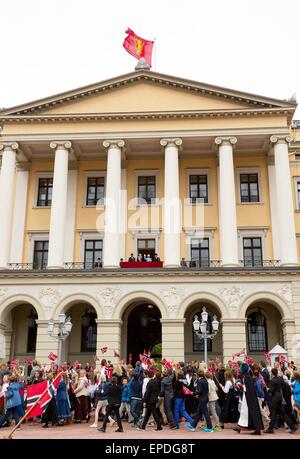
left=0, top=64, right=300, bottom=365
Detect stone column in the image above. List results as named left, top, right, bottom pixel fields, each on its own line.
left=161, top=319, right=185, bottom=362
left=0, top=142, right=18, bottom=269
left=281, top=319, right=296, bottom=361
left=221, top=319, right=247, bottom=362
left=160, top=138, right=182, bottom=267
left=0, top=322, right=11, bottom=361
left=10, top=163, right=29, bottom=264
left=267, top=158, right=281, bottom=261
left=63, top=167, right=78, bottom=263
left=96, top=319, right=123, bottom=364
left=47, top=141, right=71, bottom=269
left=102, top=140, right=124, bottom=268
left=215, top=137, right=239, bottom=266
left=35, top=320, right=60, bottom=364
left=271, top=135, right=298, bottom=266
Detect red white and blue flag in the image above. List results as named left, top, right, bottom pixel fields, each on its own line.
left=48, top=352, right=58, bottom=362
left=25, top=374, right=62, bottom=419
left=142, top=350, right=151, bottom=363
left=161, top=358, right=173, bottom=370
left=100, top=347, right=108, bottom=354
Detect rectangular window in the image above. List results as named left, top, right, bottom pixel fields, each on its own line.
left=86, top=177, right=105, bottom=206
left=189, top=175, right=208, bottom=204
left=33, top=241, right=48, bottom=269
left=240, top=173, right=259, bottom=203
left=138, top=176, right=156, bottom=204
left=190, top=238, right=210, bottom=267
left=243, top=237, right=263, bottom=267
left=84, top=240, right=103, bottom=268
left=37, top=178, right=53, bottom=207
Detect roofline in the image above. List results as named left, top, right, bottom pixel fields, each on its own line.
left=1, top=70, right=296, bottom=116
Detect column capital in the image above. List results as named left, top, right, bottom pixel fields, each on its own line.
left=215, top=136, right=237, bottom=147
left=0, top=142, right=19, bottom=152
left=103, top=139, right=125, bottom=150
left=160, top=138, right=182, bottom=148
left=50, top=141, right=72, bottom=150
left=270, top=134, right=293, bottom=145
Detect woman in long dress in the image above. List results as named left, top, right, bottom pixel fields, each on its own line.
left=235, top=363, right=264, bottom=435
left=219, top=370, right=239, bottom=428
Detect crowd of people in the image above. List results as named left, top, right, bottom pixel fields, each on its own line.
left=0, top=357, right=300, bottom=435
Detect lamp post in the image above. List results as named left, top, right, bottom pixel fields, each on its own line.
left=47, top=313, right=73, bottom=365
left=192, top=307, right=220, bottom=364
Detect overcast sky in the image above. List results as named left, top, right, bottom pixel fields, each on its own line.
left=1, top=0, right=300, bottom=117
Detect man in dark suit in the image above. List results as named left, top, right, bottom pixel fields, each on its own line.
left=128, top=253, right=136, bottom=262
left=259, top=361, right=270, bottom=387
left=185, top=369, right=213, bottom=432
left=264, top=368, right=297, bottom=434
left=137, top=371, right=162, bottom=431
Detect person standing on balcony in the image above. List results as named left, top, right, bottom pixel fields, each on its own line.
left=94, top=258, right=102, bottom=268
left=145, top=253, right=152, bottom=262
left=137, top=253, right=144, bottom=262
left=128, top=253, right=136, bottom=262
left=153, top=253, right=160, bottom=262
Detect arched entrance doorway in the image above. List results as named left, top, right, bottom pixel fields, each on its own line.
left=184, top=301, right=223, bottom=363
left=61, top=302, right=97, bottom=365
left=124, top=303, right=162, bottom=364
left=245, top=301, right=284, bottom=361
left=2, top=303, right=38, bottom=362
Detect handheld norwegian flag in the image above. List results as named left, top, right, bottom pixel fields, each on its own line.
left=123, top=28, right=154, bottom=68
left=142, top=350, right=151, bottom=363
left=162, top=358, right=173, bottom=370
left=100, top=347, right=108, bottom=354
left=25, top=374, right=62, bottom=419
left=48, top=352, right=58, bottom=362
left=279, top=355, right=286, bottom=364
left=9, top=358, right=19, bottom=368
left=182, top=385, right=193, bottom=396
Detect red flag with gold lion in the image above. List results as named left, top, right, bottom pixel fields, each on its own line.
left=123, top=28, right=154, bottom=68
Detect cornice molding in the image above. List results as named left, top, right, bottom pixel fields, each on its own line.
left=0, top=107, right=294, bottom=124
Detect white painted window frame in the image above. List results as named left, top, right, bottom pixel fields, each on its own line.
left=28, top=231, right=49, bottom=263
left=236, top=167, right=263, bottom=205
left=129, top=228, right=161, bottom=259
left=79, top=231, right=104, bottom=262
left=186, top=168, right=211, bottom=205
left=33, top=172, right=53, bottom=208
left=237, top=228, right=268, bottom=262
left=83, top=171, right=106, bottom=208
left=134, top=169, right=160, bottom=207
left=183, top=227, right=216, bottom=262
left=293, top=176, right=300, bottom=211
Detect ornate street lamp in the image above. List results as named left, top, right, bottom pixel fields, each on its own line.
left=193, top=307, right=220, bottom=364
left=47, top=313, right=73, bottom=365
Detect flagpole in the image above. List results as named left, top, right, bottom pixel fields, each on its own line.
left=3, top=372, right=62, bottom=440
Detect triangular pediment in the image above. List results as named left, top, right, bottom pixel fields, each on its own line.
left=1, top=70, right=296, bottom=118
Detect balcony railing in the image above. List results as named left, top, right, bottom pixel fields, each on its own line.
left=6, top=259, right=284, bottom=271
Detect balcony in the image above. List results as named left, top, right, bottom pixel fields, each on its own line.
left=6, top=259, right=284, bottom=272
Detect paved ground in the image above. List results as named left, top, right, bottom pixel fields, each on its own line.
left=1, top=421, right=300, bottom=440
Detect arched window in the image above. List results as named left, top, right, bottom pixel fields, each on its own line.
left=193, top=313, right=212, bottom=352
left=81, top=311, right=97, bottom=352
left=247, top=311, right=268, bottom=352
left=27, top=310, right=38, bottom=353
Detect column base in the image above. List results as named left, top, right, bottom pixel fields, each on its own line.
left=280, top=262, right=299, bottom=267
left=47, top=265, right=64, bottom=270
left=103, top=265, right=120, bottom=269
left=220, top=263, right=240, bottom=268
left=164, top=264, right=181, bottom=268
